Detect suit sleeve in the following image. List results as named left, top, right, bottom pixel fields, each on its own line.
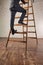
left=21, top=0, right=26, bottom=4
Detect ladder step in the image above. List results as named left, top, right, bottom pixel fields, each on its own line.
left=23, top=19, right=34, bottom=22
left=14, top=24, right=27, bottom=26
left=14, top=24, right=35, bottom=27
left=24, top=6, right=32, bottom=9
left=28, top=26, right=35, bottom=27
left=18, top=19, right=34, bottom=22
left=14, top=24, right=35, bottom=28
left=29, top=6, right=32, bottom=8
left=28, top=37, right=37, bottom=39
left=15, top=32, right=27, bottom=34
left=9, top=39, right=26, bottom=43
left=21, top=19, right=29, bottom=22
left=28, top=31, right=36, bottom=33
left=15, top=16, right=27, bottom=18
left=29, top=19, right=34, bottom=21
left=28, top=13, right=33, bottom=15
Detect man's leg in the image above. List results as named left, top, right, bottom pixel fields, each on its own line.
left=10, top=11, right=17, bottom=34
left=10, top=11, right=16, bottom=30
left=15, top=5, right=26, bottom=24
left=18, top=7, right=26, bottom=24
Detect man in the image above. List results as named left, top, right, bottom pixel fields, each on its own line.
left=10, top=0, right=26, bottom=35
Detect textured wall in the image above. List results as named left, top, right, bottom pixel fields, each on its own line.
left=33, top=0, right=43, bottom=38
left=0, top=0, right=43, bottom=38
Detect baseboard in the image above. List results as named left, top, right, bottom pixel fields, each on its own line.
left=0, top=37, right=43, bottom=39
left=0, top=37, right=22, bottom=39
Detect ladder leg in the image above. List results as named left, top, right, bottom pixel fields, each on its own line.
left=35, top=32, right=38, bottom=44
left=25, top=0, right=29, bottom=61
left=6, top=29, right=11, bottom=48
left=25, top=37, right=27, bottom=59
left=31, top=0, right=38, bottom=44
left=23, top=26, right=24, bottom=41
left=25, top=14, right=28, bottom=60
left=24, top=25, right=28, bottom=65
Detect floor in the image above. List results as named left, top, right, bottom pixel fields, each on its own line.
left=0, top=38, right=43, bottom=65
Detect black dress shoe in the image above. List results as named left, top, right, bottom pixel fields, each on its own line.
left=18, top=22, right=27, bottom=25
left=12, top=29, right=17, bottom=35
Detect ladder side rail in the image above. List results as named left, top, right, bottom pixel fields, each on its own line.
left=31, top=0, right=38, bottom=44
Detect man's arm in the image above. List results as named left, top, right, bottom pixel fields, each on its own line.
left=21, top=0, right=26, bottom=4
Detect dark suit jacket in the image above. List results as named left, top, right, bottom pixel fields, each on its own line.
left=11, top=0, right=25, bottom=8
left=10, top=0, right=25, bottom=11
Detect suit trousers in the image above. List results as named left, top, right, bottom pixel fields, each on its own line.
left=10, top=5, right=26, bottom=30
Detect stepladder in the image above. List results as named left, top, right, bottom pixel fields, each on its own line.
left=6, top=0, right=38, bottom=51
left=6, top=0, right=38, bottom=65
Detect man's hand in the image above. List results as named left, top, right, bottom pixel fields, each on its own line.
left=21, top=0, right=26, bottom=4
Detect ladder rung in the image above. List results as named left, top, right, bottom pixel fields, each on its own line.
left=23, top=19, right=34, bottom=22
left=29, top=6, right=32, bottom=8
left=29, top=19, right=34, bottom=21
left=15, top=16, right=27, bottom=18
left=28, top=37, right=37, bottom=39
left=18, top=20, right=28, bottom=22
left=23, top=20, right=28, bottom=21
left=15, top=32, right=27, bottom=34
left=14, top=24, right=27, bottom=26
left=9, top=39, right=26, bottom=43
left=28, top=13, right=33, bottom=15
left=24, top=6, right=32, bottom=9
left=16, top=20, right=34, bottom=22
left=28, top=31, right=36, bottom=33
left=28, top=26, right=35, bottom=27
left=21, top=19, right=29, bottom=22
left=14, top=24, right=35, bottom=27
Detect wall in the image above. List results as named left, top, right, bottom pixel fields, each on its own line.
left=0, top=0, right=1, bottom=36
left=0, top=0, right=43, bottom=38
left=0, top=0, right=10, bottom=37
left=34, top=0, right=43, bottom=38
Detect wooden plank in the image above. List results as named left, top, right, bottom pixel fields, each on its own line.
left=14, top=24, right=27, bottom=26
left=15, top=32, right=27, bottom=34
left=15, top=16, right=27, bottom=18
left=29, top=19, right=34, bottom=21
left=28, top=31, right=36, bottom=33
left=28, top=37, right=37, bottom=39
left=24, top=6, right=32, bottom=9
left=28, top=25, right=35, bottom=27
left=28, top=13, right=33, bottom=15
left=14, top=24, right=35, bottom=27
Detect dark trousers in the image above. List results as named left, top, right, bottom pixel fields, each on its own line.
left=10, top=5, right=26, bottom=30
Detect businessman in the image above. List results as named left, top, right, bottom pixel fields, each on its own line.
left=10, top=0, right=26, bottom=35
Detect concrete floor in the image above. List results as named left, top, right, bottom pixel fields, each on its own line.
left=0, top=38, right=43, bottom=65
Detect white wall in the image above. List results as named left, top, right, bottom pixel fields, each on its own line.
left=33, top=0, right=43, bottom=38
left=0, top=8, right=1, bottom=36
left=0, top=0, right=10, bottom=37
left=0, top=0, right=43, bottom=38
